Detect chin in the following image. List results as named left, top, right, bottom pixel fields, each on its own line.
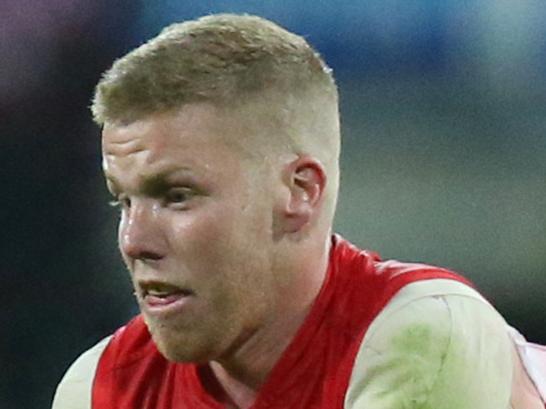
left=147, top=323, right=216, bottom=364
left=156, top=343, right=202, bottom=363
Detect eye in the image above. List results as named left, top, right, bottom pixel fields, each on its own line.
left=164, top=187, right=194, bottom=208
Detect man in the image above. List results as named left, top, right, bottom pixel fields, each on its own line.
left=52, top=14, right=545, bottom=409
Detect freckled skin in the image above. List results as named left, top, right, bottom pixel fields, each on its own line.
left=101, top=102, right=332, bottom=409
left=102, top=104, right=286, bottom=364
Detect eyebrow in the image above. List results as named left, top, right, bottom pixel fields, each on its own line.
left=104, top=167, right=193, bottom=196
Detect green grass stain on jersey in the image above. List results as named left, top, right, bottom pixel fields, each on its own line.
left=382, top=323, right=484, bottom=409
left=347, top=304, right=512, bottom=408
left=356, top=323, right=450, bottom=408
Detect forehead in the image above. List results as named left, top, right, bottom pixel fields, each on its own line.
left=102, top=104, right=229, bottom=151
left=101, top=104, right=252, bottom=182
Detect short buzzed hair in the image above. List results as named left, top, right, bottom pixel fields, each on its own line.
left=93, top=14, right=341, bottom=224
left=91, top=14, right=337, bottom=126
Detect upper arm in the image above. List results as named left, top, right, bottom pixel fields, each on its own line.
left=51, top=336, right=111, bottom=409
left=344, top=280, right=514, bottom=409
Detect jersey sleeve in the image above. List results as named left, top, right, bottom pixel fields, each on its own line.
left=51, top=335, right=111, bottom=409
left=344, top=279, right=514, bottom=409
left=508, top=327, right=546, bottom=408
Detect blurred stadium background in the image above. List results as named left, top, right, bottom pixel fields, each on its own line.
left=2, top=1, right=545, bottom=407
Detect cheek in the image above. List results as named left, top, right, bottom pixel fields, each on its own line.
left=170, top=205, right=242, bottom=268
left=169, top=202, right=272, bottom=278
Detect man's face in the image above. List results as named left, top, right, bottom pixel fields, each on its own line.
left=102, top=104, right=282, bottom=363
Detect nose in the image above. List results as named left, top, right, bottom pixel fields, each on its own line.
left=119, top=199, right=165, bottom=262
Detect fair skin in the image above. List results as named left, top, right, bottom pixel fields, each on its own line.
left=102, top=103, right=331, bottom=408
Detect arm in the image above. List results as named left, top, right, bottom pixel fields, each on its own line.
left=344, top=280, right=514, bottom=409
left=51, top=336, right=111, bottom=409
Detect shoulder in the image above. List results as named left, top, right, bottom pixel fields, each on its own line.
left=344, top=279, right=514, bottom=409
left=51, top=336, right=112, bottom=409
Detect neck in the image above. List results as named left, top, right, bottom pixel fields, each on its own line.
left=208, top=236, right=331, bottom=409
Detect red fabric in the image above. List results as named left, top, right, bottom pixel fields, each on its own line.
left=92, top=235, right=472, bottom=409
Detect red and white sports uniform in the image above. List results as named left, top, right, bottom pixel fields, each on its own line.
left=53, top=236, right=545, bottom=408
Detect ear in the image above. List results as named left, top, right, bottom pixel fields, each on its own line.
left=280, top=155, right=327, bottom=234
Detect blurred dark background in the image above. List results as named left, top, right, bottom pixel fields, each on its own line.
left=2, top=1, right=545, bottom=408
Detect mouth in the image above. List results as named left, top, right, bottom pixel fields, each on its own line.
left=139, top=281, right=195, bottom=309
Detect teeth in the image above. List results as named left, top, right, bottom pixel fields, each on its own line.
left=147, top=289, right=172, bottom=297
left=141, top=282, right=191, bottom=298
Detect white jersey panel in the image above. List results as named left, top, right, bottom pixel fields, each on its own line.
left=52, top=335, right=111, bottom=409
left=344, top=279, right=515, bottom=409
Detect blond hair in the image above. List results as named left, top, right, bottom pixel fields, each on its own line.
left=92, top=14, right=336, bottom=124
left=92, top=13, right=340, bottom=222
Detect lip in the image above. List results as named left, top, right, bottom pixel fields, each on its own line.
left=143, top=292, right=195, bottom=316
left=138, top=279, right=195, bottom=316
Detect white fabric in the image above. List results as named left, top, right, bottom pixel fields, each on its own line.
left=508, top=326, right=546, bottom=403
left=52, top=335, right=111, bottom=409
left=344, top=279, right=515, bottom=409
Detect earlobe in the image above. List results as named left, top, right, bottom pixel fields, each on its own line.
left=282, top=156, right=326, bottom=233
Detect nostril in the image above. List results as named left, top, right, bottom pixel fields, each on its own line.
left=121, top=237, right=164, bottom=261
left=137, top=250, right=163, bottom=261
left=120, top=232, right=165, bottom=262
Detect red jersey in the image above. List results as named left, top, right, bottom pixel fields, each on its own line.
left=91, top=236, right=471, bottom=408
